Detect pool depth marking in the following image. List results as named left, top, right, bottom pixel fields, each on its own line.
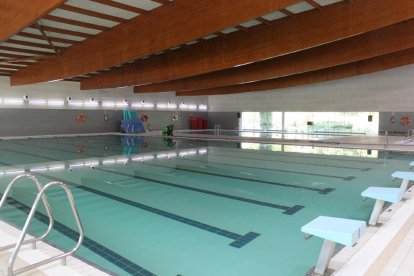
left=177, top=156, right=355, bottom=181
left=144, top=163, right=334, bottom=194
left=1, top=196, right=155, bottom=276
left=34, top=172, right=260, bottom=249
left=96, top=167, right=304, bottom=214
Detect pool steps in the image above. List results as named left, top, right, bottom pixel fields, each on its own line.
left=0, top=174, right=84, bottom=276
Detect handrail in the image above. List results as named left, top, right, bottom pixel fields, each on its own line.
left=7, top=181, right=84, bottom=276
left=0, top=174, right=54, bottom=251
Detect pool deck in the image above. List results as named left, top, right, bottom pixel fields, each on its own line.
left=0, top=221, right=109, bottom=276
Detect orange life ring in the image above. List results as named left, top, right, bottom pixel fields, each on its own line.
left=401, top=116, right=411, bottom=126
left=77, top=113, right=87, bottom=123
left=140, top=114, right=149, bottom=122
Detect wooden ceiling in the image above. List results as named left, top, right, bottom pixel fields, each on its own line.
left=2, top=0, right=414, bottom=96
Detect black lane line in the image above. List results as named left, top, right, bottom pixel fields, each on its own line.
left=1, top=197, right=155, bottom=276
left=35, top=173, right=260, bottom=249
left=0, top=150, right=260, bottom=248
left=206, top=152, right=372, bottom=171
left=176, top=156, right=355, bottom=181
left=143, top=163, right=334, bottom=195
left=96, top=167, right=303, bottom=215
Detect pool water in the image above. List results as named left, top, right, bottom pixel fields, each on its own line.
left=176, top=129, right=359, bottom=141
left=0, top=135, right=411, bottom=276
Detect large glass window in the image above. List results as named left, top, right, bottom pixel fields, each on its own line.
left=241, top=112, right=379, bottom=134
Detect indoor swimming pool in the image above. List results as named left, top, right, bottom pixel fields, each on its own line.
left=0, top=135, right=411, bottom=276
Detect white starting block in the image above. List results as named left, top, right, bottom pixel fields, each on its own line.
left=391, top=171, right=414, bottom=191
left=410, top=161, right=414, bottom=167
left=361, top=187, right=404, bottom=225
left=301, top=216, right=366, bottom=275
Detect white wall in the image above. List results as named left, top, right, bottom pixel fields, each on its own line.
left=208, top=64, right=414, bottom=112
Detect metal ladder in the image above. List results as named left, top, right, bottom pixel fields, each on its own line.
left=0, top=174, right=84, bottom=276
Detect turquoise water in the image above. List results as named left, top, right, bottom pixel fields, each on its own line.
left=0, top=135, right=411, bottom=276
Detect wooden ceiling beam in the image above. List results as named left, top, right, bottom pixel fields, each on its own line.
left=81, top=0, right=414, bottom=90
left=0, top=53, right=49, bottom=60
left=90, top=0, right=149, bottom=15
left=279, top=9, right=295, bottom=17
left=0, top=0, right=66, bottom=41
left=11, top=0, right=300, bottom=85
left=59, top=4, right=128, bottom=23
left=176, top=48, right=414, bottom=96
left=43, top=15, right=109, bottom=31
left=134, top=20, right=414, bottom=92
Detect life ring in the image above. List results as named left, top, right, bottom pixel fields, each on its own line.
left=140, top=114, right=149, bottom=122
left=77, top=145, right=87, bottom=154
left=401, top=116, right=411, bottom=126
left=77, top=113, right=87, bottom=123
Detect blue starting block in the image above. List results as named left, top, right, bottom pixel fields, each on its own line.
left=361, top=187, right=404, bottom=225
left=301, top=216, right=366, bottom=275
left=391, top=171, right=414, bottom=191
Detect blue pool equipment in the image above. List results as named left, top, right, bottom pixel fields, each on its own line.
left=361, top=187, right=404, bottom=225
left=391, top=171, right=414, bottom=191
left=121, top=110, right=145, bottom=133
left=301, top=216, right=366, bottom=275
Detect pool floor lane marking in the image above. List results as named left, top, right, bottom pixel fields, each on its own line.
left=96, top=167, right=304, bottom=214
left=176, top=157, right=356, bottom=181
left=32, top=172, right=261, bottom=249
left=0, top=155, right=262, bottom=249
left=2, top=197, right=155, bottom=276
left=144, top=163, right=334, bottom=194
left=206, top=152, right=372, bottom=171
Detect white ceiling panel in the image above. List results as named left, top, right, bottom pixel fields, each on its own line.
left=285, top=1, right=315, bottom=14
left=0, top=50, right=37, bottom=56
left=220, top=27, right=239, bottom=34
left=66, top=0, right=138, bottom=19
left=113, top=0, right=162, bottom=11
left=50, top=9, right=119, bottom=28
left=24, top=27, right=86, bottom=41
left=262, top=11, right=287, bottom=21
left=39, top=19, right=101, bottom=35
left=186, top=40, right=199, bottom=45
left=239, top=19, right=261, bottom=28
left=314, top=0, right=343, bottom=5
left=203, top=34, right=218, bottom=40
left=11, top=35, right=71, bottom=48
left=0, top=62, right=27, bottom=67
left=0, top=43, right=55, bottom=53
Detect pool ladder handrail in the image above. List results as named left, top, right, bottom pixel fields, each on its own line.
left=0, top=174, right=84, bottom=276
left=0, top=174, right=54, bottom=252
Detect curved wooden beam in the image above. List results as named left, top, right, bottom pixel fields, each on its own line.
left=11, top=0, right=298, bottom=85
left=0, top=0, right=65, bottom=42
left=134, top=20, right=414, bottom=92
left=175, top=48, right=414, bottom=96
left=81, top=0, right=414, bottom=90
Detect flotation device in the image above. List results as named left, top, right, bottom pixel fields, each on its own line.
left=401, top=116, right=411, bottom=126
left=140, top=114, right=149, bottom=122
left=77, top=113, right=87, bottom=123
